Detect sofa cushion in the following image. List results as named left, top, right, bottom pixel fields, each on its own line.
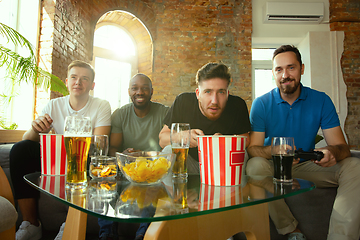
left=351, top=150, right=360, bottom=159
left=0, top=144, right=14, bottom=169
left=0, top=196, right=18, bottom=232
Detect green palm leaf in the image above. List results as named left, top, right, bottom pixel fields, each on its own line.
left=0, top=22, right=34, bottom=58
left=0, top=22, right=68, bottom=95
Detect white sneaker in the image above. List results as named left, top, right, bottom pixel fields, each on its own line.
left=54, top=222, right=66, bottom=240
left=16, top=221, right=42, bottom=240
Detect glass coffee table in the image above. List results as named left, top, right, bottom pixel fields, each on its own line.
left=24, top=173, right=315, bottom=240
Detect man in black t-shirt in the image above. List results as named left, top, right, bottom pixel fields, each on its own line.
left=159, top=62, right=251, bottom=171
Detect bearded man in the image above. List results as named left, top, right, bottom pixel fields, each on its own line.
left=109, top=73, right=169, bottom=156
left=246, top=45, right=360, bottom=240
left=101, top=73, right=169, bottom=240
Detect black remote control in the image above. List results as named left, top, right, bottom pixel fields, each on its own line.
left=294, top=148, right=324, bottom=161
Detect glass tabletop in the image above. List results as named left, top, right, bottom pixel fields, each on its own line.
left=24, top=172, right=315, bottom=223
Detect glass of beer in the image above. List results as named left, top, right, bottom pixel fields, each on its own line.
left=271, top=137, right=295, bottom=183
left=65, top=188, right=87, bottom=208
left=64, top=116, right=92, bottom=189
left=89, top=135, right=109, bottom=157
left=170, top=123, right=190, bottom=178
left=172, top=177, right=189, bottom=214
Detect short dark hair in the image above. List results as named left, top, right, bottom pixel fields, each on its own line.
left=67, top=60, right=95, bottom=81
left=273, top=45, right=302, bottom=67
left=130, top=73, right=152, bottom=88
left=195, top=62, right=231, bottom=86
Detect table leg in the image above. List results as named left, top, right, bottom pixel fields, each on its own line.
left=144, top=203, right=270, bottom=240
left=62, top=207, right=87, bottom=240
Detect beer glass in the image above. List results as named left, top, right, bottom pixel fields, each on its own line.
left=89, top=135, right=109, bottom=157
left=64, top=116, right=92, bottom=189
left=65, top=188, right=87, bottom=208
left=271, top=137, right=295, bottom=183
left=172, top=177, right=189, bottom=214
left=170, top=123, right=190, bottom=178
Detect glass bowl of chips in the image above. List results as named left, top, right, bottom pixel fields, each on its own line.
left=116, top=151, right=175, bottom=185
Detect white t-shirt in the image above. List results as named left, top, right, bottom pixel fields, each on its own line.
left=41, top=95, right=111, bottom=134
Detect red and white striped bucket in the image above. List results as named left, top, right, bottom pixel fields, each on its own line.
left=39, top=134, right=67, bottom=175
left=198, top=183, right=242, bottom=211
left=40, top=175, right=66, bottom=199
left=198, top=135, right=247, bottom=186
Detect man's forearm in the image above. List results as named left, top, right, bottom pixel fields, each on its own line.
left=109, top=146, right=119, bottom=157
left=159, top=132, right=171, bottom=148
left=22, top=128, right=40, bottom=142
left=247, top=145, right=272, bottom=159
left=325, top=144, right=351, bottom=162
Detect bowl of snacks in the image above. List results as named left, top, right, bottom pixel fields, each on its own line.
left=116, top=151, right=175, bottom=185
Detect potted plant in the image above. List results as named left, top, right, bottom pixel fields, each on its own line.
left=0, top=22, right=68, bottom=129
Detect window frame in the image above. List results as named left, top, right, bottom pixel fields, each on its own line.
left=252, top=48, right=275, bottom=100
left=91, top=22, right=139, bottom=111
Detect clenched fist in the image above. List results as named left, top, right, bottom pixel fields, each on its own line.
left=31, top=114, right=53, bottom=133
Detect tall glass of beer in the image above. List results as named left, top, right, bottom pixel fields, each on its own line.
left=64, top=116, right=92, bottom=189
left=172, top=177, right=189, bottom=214
left=170, top=123, right=190, bottom=178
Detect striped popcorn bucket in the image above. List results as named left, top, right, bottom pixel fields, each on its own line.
left=198, top=135, right=247, bottom=186
left=40, top=134, right=67, bottom=175
left=198, top=183, right=242, bottom=211
left=40, top=175, right=66, bottom=199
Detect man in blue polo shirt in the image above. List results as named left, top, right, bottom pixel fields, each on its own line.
left=246, top=45, right=360, bottom=240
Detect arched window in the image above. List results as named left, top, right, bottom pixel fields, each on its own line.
left=92, top=23, right=138, bottom=112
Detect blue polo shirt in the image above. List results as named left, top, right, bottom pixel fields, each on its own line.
left=250, top=84, right=340, bottom=154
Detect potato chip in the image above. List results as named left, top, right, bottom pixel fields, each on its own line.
left=122, top=157, right=171, bottom=183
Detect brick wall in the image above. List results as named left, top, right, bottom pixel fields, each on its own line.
left=330, top=0, right=360, bottom=149
left=35, top=0, right=95, bottom=116
left=38, top=0, right=252, bottom=109
left=150, top=0, right=252, bottom=106
left=37, top=0, right=359, bottom=149
left=96, top=11, right=153, bottom=77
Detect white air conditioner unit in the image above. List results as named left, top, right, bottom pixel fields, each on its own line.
left=264, top=2, right=324, bottom=23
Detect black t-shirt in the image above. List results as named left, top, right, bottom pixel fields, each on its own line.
left=163, top=92, right=251, bottom=161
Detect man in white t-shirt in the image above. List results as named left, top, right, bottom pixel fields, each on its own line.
left=10, top=60, right=111, bottom=240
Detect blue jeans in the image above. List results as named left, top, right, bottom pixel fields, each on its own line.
left=98, top=218, right=115, bottom=238
left=135, top=206, right=156, bottom=237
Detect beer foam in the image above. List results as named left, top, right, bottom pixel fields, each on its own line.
left=64, top=133, right=92, bottom=137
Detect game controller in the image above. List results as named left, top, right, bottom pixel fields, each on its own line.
left=294, top=148, right=324, bottom=161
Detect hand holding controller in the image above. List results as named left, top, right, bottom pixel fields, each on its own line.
left=294, top=148, right=324, bottom=161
